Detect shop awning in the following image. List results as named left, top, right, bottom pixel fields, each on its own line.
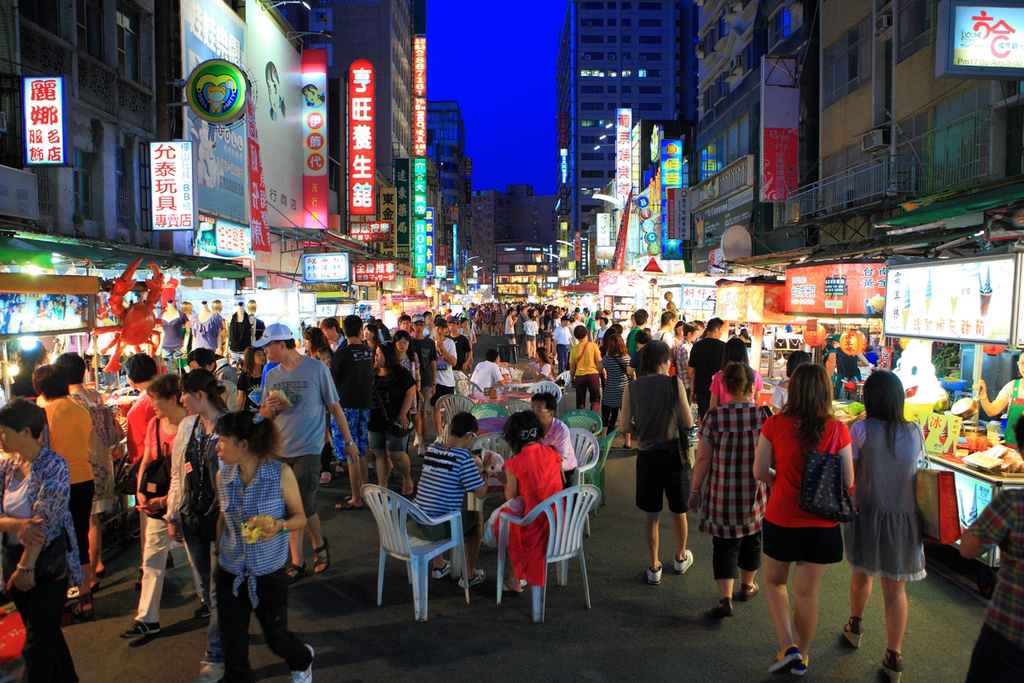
left=560, top=282, right=599, bottom=294
left=878, top=178, right=1024, bottom=229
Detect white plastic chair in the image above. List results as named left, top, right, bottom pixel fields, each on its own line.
left=496, top=485, right=602, bottom=622
left=500, top=398, right=532, bottom=414
left=568, top=429, right=601, bottom=536
left=528, top=381, right=562, bottom=404
left=555, top=370, right=571, bottom=387
left=361, top=484, right=470, bottom=622
left=453, top=370, right=468, bottom=382
left=436, top=394, right=474, bottom=441
left=467, top=434, right=515, bottom=513
left=455, top=379, right=482, bottom=397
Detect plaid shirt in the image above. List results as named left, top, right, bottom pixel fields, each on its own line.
left=218, top=458, right=289, bottom=607
left=971, top=487, right=1024, bottom=649
left=673, top=340, right=692, bottom=391
left=697, top=404, right=770, bottom=538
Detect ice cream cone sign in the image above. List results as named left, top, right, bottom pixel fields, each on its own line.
left=839, top=329, right=867, bottom=356
left=900, top=337, right=911, bottom=350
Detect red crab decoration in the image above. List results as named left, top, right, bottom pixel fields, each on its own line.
left=94, top=258, right=164, bottom=372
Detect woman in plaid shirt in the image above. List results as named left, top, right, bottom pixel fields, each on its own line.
left=689, top=362, right=769, bottom=618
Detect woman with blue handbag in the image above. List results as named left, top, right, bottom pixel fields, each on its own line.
left=754, top=363, right=855, bottom=677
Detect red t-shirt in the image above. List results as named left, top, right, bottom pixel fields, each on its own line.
left=761, top=414, right=850, bottom=528
left=143, top=416, right=177, bottom=462
left=126, top=392, right=156, bottom=463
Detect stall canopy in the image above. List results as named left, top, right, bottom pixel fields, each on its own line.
left=561, top=282, right=599, bottom=294
left=878, top=179, right=1024, bottom=230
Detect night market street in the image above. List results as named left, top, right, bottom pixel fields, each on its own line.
left=55, top=335, right=986, bottom=683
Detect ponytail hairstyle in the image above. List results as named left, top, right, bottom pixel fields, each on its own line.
left=502, top=410, right=544, bottom=454
left=721, top=362, right=756, bottom=398
left=215, top=411, right=281, bottom=459
left=180, top=368, right=229, bottom=413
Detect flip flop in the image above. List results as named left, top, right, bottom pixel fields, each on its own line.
left=335, top=500, right=368, bottom=510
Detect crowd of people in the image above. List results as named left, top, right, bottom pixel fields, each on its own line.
left=0, top=299, right=1019, bottom=683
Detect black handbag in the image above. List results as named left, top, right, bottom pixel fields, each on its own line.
left=0, top=468, right=68, bottom=584
left=113, top=451, right=141, bottom=496
left=670, top=378, right=696, bottom=467
left=798, top=425, right=858, bottom=523
left=373, top=376, right=414, bottom=437
left=180, top=419, right=220, bottom=542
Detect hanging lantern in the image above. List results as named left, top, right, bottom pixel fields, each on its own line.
left=839, top=329, right=867, bottom=356
left=803, top=324, right=827, bottom=347
left=983, top=345, right=1006, bottom=356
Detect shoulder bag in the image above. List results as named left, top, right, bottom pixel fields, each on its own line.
left=0, top=464, right=68, bottom=583
left=373, top=374, right=414, bottom=437
left=670, top=377, right=697, bottom=468
left=798, top=423, right=858, bottom=523
left=138, top=419, right=171, bottom=519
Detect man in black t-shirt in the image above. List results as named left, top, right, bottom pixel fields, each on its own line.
left=687, top=317, right=727, bottom=420
left=412, top=314, right=437, bottom=455
left=449, top=317, right=472, bottom=373
left=330, top=315, right=374, bottom=509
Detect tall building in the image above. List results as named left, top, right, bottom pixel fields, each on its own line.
left=427, top=100, right=468, bottom=280
left=556, top=0, right=688, bottom=273
left=470, top=184, right=556, bottom=286
left=507, top=185, right=559, bottom=244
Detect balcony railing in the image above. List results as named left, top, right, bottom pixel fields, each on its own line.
left=774, top=155, right=920, bottom=225
left=922, top=108, right=992, bottom=195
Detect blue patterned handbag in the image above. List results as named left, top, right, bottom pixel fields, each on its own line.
left=798, top=424, right=858, bottom=523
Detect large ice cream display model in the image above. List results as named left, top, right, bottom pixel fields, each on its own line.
left=894, top=339, right=948, bottom=421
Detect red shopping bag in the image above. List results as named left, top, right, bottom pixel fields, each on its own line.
left=917, top=468, right=961, bottom=544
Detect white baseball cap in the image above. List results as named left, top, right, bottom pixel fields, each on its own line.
left=252, top=323, right=293, bottom=348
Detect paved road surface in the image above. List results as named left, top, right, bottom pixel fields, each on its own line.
left=58, top=335, right=987, bottom=682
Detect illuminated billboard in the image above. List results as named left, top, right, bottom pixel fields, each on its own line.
left=23, top=76, right=68, bottom=165
left=150, top=142, right=195, bottom=231
left=301, top=49, right=329, bottom=228
left=936, top=1, right=1024, bottom=78
left=615, top=109, right=632, bottom=203
left=349, top=59, right=375, bottom=216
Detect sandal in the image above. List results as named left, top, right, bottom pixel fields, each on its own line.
left=335, top=500, right=367, bottom=510
left=843, top=616, right=863, bottom=648
left=313, top=539, right=330, bottom=574
left=70, top=604, right=95, bottom=623
left=881, top=649, right=903, bottom=683
left=286, top=562, right=309, bottom=584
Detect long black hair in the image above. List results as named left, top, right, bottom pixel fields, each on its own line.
left=180, top=369, right=229, bottom=413
left=393, top=330, right=417, bottom=362
left=862, top=370, right=909, bottom=451
left=502, top=410, right=544, bottom=454
left=722, top=337, right=750, bottom=366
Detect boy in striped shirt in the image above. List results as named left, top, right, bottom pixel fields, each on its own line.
left=410, top=412, right=491, bottom=589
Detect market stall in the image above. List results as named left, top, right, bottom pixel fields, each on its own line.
left=882, top=253, right=1024, bottom=596
left=599, top=271, right=646, bottom=323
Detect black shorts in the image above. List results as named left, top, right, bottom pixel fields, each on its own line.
left=431, top=383, right=455, bottom=407
left=762, top=519, right=844, bottom=565
left=635, top=449, right=690, bottom=514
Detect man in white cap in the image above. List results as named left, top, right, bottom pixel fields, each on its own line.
left=256, top=324, right=359, bottom=581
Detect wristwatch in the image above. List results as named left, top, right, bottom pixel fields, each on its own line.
left=345, top=440, right=356, bottom=447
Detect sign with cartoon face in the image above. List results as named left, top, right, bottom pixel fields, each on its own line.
left=186, top=59, right=247, bottom=125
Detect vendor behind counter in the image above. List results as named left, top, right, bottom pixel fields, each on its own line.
left=976, top=352, right=1024, bottom=446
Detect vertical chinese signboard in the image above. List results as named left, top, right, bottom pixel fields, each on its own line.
left=378, top=186, right=397, bottom=256
left=150, top=142, right=195, bottom=231
left=413, top=36, right=427, bottom=157
left=615, top=108, right=632, bottom=204
left=244, top=98, right=270, bottom=252
left=394, top=159, right=411, bottom=261
left=412, top=159, right=428, bottom=277
left=302, top=49, right=329, bottom=229
left=425, top=207, right=435, bottom=278
left=760, top=56, right=799, bottom=202
left=22, top=76, right=67, bottom=165
left=349, top=59, right=375, bottom=216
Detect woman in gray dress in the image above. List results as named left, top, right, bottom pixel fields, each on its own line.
left=841, top=370, right=925, bottom=683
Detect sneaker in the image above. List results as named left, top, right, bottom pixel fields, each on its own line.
left=646, top=565, right=662, bottom=585
left=194, top=661, right=225, bottom=683
left=418, top=443, right=427, bottom=456
left=768, top=645, right=803, bottom=674
left=431, top=560, right=451, bottom=580
left=791, top=658, right=808, bottom=676
left=291, top=645, right=314, bottom=683
left=672, top=549, right=694, bottom=574
left=319, top=471, right=331, bottom=485
left=458, top=569, right=486, bottom=589
left=432, top=436, right=444, bottom=445
left=194, top=603, right=212, bottom=619
left=412, top=433, right=421, bottom=447
left=121, top=621, right=160, bottom=638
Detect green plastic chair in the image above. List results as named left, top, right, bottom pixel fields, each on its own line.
left=560, top=409, right=603, bottom=434
left=586, top=428, right=618, bottom=514
left=470, top=403, right=510, bottom=419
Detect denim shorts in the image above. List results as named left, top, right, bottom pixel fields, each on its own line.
left=369, top=430, right=409, bottom=453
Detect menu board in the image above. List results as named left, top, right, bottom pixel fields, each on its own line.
left=0, top=292, right=90, bottom=336
left=884, top=256, right=1015, bottom=344
left=302, top=254, right=351, bottom=284
left=715, top=283, right=789, bottom=324
left=785, top=261, right=886, bottom=316
left=679, top=285, right=717, bottom=314
left=917, top=413, right=963, bottom=457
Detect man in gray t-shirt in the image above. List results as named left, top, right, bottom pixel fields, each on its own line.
left=257, top=324, right=358, bottom=578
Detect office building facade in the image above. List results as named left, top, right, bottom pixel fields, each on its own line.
left=427, top=100, right=469, bottom=281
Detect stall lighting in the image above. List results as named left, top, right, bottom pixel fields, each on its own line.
left=25, top=265, right=41, bottom=276
left=4, top=364, right=17, bottom=378
left=19, top=336, right=39, bottom=351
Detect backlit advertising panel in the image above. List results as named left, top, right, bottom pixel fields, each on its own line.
left=150, top=142, right=195, bottom=231
left=394, top=158, right=411, bottom=260
left=884, top=255, right=1016, bottom=344
left=760, top=56, right=799, bottom=201
left=936, top=1, right=1024, bottom=79
left=350, top=221, right=391, bottom=242
left=615, top=109, right=632, bottom=203
left=196, top=217, right=250, bottom=259
left=244, top=97, right=271, bottom=252
left=354, top=260, right=397, bottom=283
left=785, top=261, right=887, bottom=317
left=302, top=253, right=351, bottom=283
left=22, top=76, right=67, bottom=165
left=425, top=207, right=435, bottom=278
left=349, top=59, right=375, bottom=216
left=413, top=35, right=427, bottom=157
left=301, top=49, right=329, bottom=229
left=661, top=139, right=684, bottom=189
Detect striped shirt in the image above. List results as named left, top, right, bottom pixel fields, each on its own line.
left=600, top=355, right=630, bottom=409
left=971, top=487, right=1024, bottom=649
left=414, top=445, right=485, bottom=518
left=673, top=340, right=693, bottom=391
left=218, top=459, right=289, bottom=607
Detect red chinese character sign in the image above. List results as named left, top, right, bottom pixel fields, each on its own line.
left=244, top=97, right=270, bottom=252
left=22, top=76, right=67, bottom=166
left=349, top=59, right=375, bottom=216
left=760, top=56, right=799, bottom=202
left=412, top=36, right=427, bottom=158
left=353, top=261, right=397, bottom=283
left=413, top=36, right=427, bottom=98
left=302, top=50, right=329, bottom=229
left=615, top=109, right=632, bottom=204
left=350, top=222, right=392, bottom=243
left=149, top=141, right=195, bottom=231
left=939, top=4, right=1024, bottom=78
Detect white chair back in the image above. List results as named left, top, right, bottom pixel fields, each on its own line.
left=362, top=485, right=420, bottom=559
left=568, top=428, right=601, bottom=485
left=437, top=393, right=475, bottom=440
left=555, top=370, right=571, bottom=387
left=472, top=433, right=514, bottom=461
left=453, top=371, right=468, bottom=382
left=500, top=398, right=532, bottom=414
left=528, top=381, right=562, bottom=404
left=456, top=379, right=482, bottom=397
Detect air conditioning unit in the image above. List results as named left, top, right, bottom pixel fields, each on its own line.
left=860, top=128, right=892, bottom=153
left=696, top=40, right=706, bottom=58
left=639, top=54, right=647, bottom=61
left=582, top=53, right=592, bottom=61
left=875, top=14, right=892, bottom=34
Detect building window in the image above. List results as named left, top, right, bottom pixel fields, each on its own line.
left=21, top=0, right=60, bottom=34
left=621, top=18, right=631, bottom=27
left=639, top=18, right=663, bottom=27
left=581, top=85, right=605, bottom=93
left=716, top=74, right=728, bottom=100
left=582, top=153, right=605, bottom=160
left=639, top=52, right=662, bottom=61
left=770, top=8, right=792, bottom=47
left=581, top=136, right=600, bottom=143
left=117, top=7, right=140, bottom=82
left=115, top=144, right=133, bottom=229
left=583, top=18, right=605, bottom=26
left=78, top=0, right=104, bottom=60
left=581, top=102, right=604, bottom=110
left=897, top=0, right=933, bottom=63
left=622, top=52, right=631, bottom=60
left=621, top=35, right=632, bottom=44
left=822, top=16, right=872, bottom=108
left=638, top=35, right=662, bottom=44
left=639, top=85, right=662, bottom=94
left=580, top=69, right=607, bottom=77
left=73, top=150, right=94, bottom=219
left=607, top=18, right=616, bottom=26
left=622, top=85, right=632, bottom=93
left=639, top=102, right=662, bottom=111
left=581, top=35, right=605, bottom=43
left=581, top=170, right=605, bottom=178
left=620, top=69, right=632, bottom=76
left=582, top=2, right=604, bottom=9
left=607, top=85, right=616, bottom=93
left=745, top=41, right=756, bottom=74
left=580, top=120, right=598, bottom=127
left=638, top=2, right=663, bottom=9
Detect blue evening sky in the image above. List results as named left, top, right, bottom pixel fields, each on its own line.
left=427, top=1, right=564, bottom=196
